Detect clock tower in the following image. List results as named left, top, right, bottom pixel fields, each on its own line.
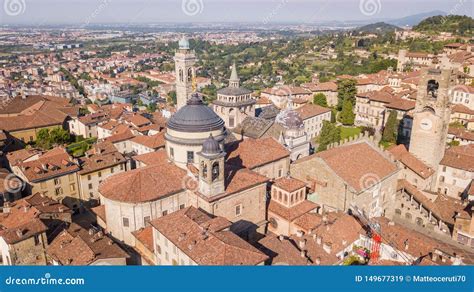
left=174, top=36, right=196, bottom=110
left=409, top=68, right=453, bottom=169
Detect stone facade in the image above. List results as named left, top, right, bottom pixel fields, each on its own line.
left=409, top=69, right=452, bottom=170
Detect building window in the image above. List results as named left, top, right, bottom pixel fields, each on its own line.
left=162, top=210, right=168, bottom=216
left=173, top=245, right=177, bottom=254
left=34, top=235, right=40, bottom=246
left=54, top=178, right=61, bottom=185
left=179, top=204, right=185, bottom=210
left=278, top=169, right=283, bottom=177
left=170, top=147, right=174, bottom=158
left=165, top=252, right=169, bottom=261
left=156, top=244, right=162, bottom=255
left=235, top=204, right=242, bottom=217
left=122, top=217, right=129, bottom=227
left=120, top=164, right=124, bottom=171
left=70, top=183, right=75, bottom=192
left=98, top=171, right=102, bottom=178
left=144, top=216, right=151, bottom=226
left=111, top=167, right=114, bottom=174
left=88, top=183, right=93, bottom=190
left=212, top=162, right=220, bottom=181
left=187, top=151, right=194, bottom=163
left=87, top=174, right=91, bottom=181
left=68, top=174, right=74, bottom=182
left=55, top=187, right=63, bottom=196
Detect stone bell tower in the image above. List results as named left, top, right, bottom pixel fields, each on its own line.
left=174, top=36, right=196, bottom=110
left=197, top=134, right=226, bottom=197
left=409, top=68, right=453, bottom=169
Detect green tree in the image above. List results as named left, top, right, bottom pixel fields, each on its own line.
left=36, top=127, right=71, bottom=150
left=336, top=79, right=357, bottom=110
left=169, top=91, right=177, bottom=105
left=381, top=110, right=399, bottom=144
left=339, top=98, right=355, bottom=126
left=313, top=93, right=328, bottom=107
left=318, top=121, right=341, bottom=152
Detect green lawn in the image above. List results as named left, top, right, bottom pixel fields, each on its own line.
left=339, top=126, right=362, bottom=140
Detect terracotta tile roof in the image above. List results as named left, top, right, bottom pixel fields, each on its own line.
left=16, top=147, right=80, bottom=183
left=268, top=200, right=318, bottom=222
left=150, top=207, right=268, bottom=265
left=386, top=98, right=416, bottom=111
left=224, top=166, right=269, bottom=196
left=440, top=144, right=474, bottom=171
left=91, top=205, right=106, bottom=223
left=0, top=218, right=48, bottom=244
left=289, top=233, right=340, bottom=265
left=297, top=142, right=398, bottom=192
left=452, top=104, right=474, bottom=115
left=0, top=193, right=71, bottom=244
left=273, top=177, right=306, bottom=193
left=6, top=148, right=43, bottom=167
left=130, top=133, right=165, bottom=150
left=104, top=129, right=135, bottom=144
left=313, top=82, right=338, bottom=92
left=258, top=233, right=309, bottom=265
left=79, top=151, right=126, bottom=175
left=374, top=217, right=474, bottom=265
left=133, top=149, right=168, bottom=166
left=226, top=137, right=290, bottom=170
left=295, top=104, right=331, bottom=120
left=293, top=213, right=323, bottom=232
left=308, top=212, right=364, bottom=254
left=0, top=97, right=78, bottom=132
left=448, top=127, right=474, bottom=141
left=132, top=226, right=154, bottom=253
left=47, top=223, right=129, bottom=265
left=388, top=145, right=434, bottom=179
left=397, top=180, right=463, bottom=225
left=357, top=90, right=393, bottom=103
left=99, top=162, right=186, bottom=203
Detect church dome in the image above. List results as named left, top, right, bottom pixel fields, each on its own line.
left=201, top=134, right=221, bottom=156
left=167, top=94, right=225, bottom=133
left=275, top=109, right=304, bottom=130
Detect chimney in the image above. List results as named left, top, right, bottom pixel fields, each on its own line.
left=296, top=230, right=304, bottom=238
left=278, top=234, right=284, bottom=242
left=300, top=250, right=306, bottom=258
left=431, top=253, right=438, bottom=262
left=41, top=164, right=48, bottom=171
left=88, top=228, right=95, bottom=235
left=315, top=257, right=321, bottom=265
left=323, top=242, right=332, bottom=254
left=16, top=229, right=23, bottom=238
left=299, top=239, right=307, bottom=249
left=404, top=239, right=409, bottom=251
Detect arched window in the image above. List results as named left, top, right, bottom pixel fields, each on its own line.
left=284, top=194, right=288, bottom=204
left=179, top=69, right=184, bottom=82
left=202, top=162, right=208, bottom=178
left=212, top=162, right=219, bottom=182
left=187, top=68, right=193, bottom=82
left=427, top=80, right=439, bottom=98
left=278, top=191, right=282, bottom=201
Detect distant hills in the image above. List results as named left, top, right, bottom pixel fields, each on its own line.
left=413, top=15, right=473, bottom=36
left=386, top=10, right=447, bottom=27
left=354, top=22, right=400, bottom=34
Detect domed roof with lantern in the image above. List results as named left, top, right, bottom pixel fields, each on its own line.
left=275, top=98, right=304, bottom=130
left=167, top=93, right=225, bottom=133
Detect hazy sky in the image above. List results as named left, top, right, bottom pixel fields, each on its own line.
left=0, top=0, right=472, bottom=25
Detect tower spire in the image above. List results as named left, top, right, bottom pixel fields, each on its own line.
left=229, top=62, right=240, bottom=88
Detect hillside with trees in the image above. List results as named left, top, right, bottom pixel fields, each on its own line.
left=413, top=15, right=473, bottom=36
